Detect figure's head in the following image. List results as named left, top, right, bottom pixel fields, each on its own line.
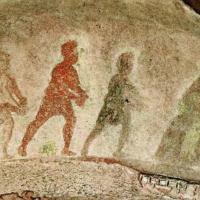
left=117, top=52, right=134, bottom=75
left=61, top=40, right=78, bottom=63
left=0, top=50, right=10, bottom=74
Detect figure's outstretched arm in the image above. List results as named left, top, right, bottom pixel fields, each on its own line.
left=124, top=81, right=149, bottom=111
left=6, top=74, right=27, bottom=110
left=7, top=75, right=24, bottom=100
left=68, top=69, right=87, bottom=96
left=64, top=68, right=88, bottom=106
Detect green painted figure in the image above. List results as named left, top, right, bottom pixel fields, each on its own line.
left=81, top=52, right=141, bottom=158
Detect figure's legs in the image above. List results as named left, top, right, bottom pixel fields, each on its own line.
left=61, top=104, right=76, bottom=156
left=81, top=123, right=104, bottom=157
left=113, top=109, right=131, bottom=158
left=0, top=111, right=14, bottom=159
left=18, top=104, right=52, bottom=156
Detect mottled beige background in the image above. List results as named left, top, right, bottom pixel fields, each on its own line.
left=1, top=0, right=200, bottom=198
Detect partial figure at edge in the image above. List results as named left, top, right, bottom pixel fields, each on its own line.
left=0, top=51, right=27, bottom=159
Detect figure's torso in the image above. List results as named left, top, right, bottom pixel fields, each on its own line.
left=97, top=74, right=134, bottom=125
left=45, top=62, right=76, bottom=100
left=104, top=74, right=130, bottom=109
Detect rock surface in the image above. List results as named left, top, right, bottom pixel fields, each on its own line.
left=0, top=157, right=142, bottom=199
left=0, top=0, right=200, bottom=199
left=1, top=157, right=200, bottom=199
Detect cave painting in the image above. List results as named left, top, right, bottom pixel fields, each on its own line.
left=81, top=52, right=143, bottom=158
left=18, top=40, right=88, bottom=157
left=0, top=51, right=27, bottom=159
left=155, top=77, right=200, bottom=162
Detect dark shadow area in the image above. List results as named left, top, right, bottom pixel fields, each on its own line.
left=183, top=0, right=200, bottom=14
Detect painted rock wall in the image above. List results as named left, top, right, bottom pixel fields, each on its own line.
left=0, top=0, right=200, bottom=198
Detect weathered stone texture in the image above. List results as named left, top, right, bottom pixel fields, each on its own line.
left=0, top=0, right=200, bottom=199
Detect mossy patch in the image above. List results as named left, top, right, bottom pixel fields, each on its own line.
left=39, top=141, right=57, bottom=156
left=178, top=101, right=192, bottom=115
left=156, top=79, right=200, bottom=162
left=180, top=121, right=200, bottom=161
left=178, top=92, right=200, bottom=115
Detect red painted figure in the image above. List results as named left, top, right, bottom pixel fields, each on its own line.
left=18, top=40, right=88, bottom=156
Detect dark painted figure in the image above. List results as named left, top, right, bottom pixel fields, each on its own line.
left=18, top=40, right=88, bottom=156
left=81, top=52, right=140, bottom=158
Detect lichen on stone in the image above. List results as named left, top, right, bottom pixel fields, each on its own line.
left=39, top=141, right=57, bottom=156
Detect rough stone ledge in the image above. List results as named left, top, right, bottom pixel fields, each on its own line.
left=0, top=156, right=140, bottom=199
left=121, top=158, right=200, bottom=183
left=2, top=157, right=200, bottom=199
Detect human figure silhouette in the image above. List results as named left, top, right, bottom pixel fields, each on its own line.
left=18, top=40, right=88, bottom=156
left=81, top=52, right=141, bottom=158
left=0, top=51, right=27, bottom=159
